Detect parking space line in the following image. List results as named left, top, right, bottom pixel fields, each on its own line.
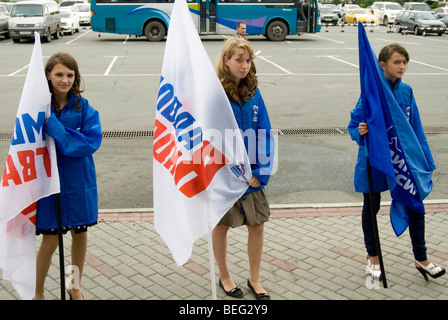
left=8, top=64, right=29, bottom=76
left=122, top=35, right=130, bottom=45
left=322, top=55, right=359, bottom=69
left=311, top=34, right=345, bottom=44
left=411, top=60, right=448, bottom=72
left=258, top=56, right=294, bottom=75
left=65, top=30, right=91, bottom=45
left=376, top=38, right=423, bottom=46
left=104, top=56, right=122, bottom=76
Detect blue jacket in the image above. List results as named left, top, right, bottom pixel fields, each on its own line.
left=36, top=93, right=102, bottom=232
left=348, top=79, right=435, bottom=193
left=228, top=88, right=275, bottom=194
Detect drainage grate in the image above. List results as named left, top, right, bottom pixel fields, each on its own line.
left=0, top=126, right=447, bottom=141
left=102, top=130, right=153, bottom=138
left=423, top=126, right=448, bottom=134
left=278, top=128, right=348, bottom=135
left=0, top=132, right=12, bottom=140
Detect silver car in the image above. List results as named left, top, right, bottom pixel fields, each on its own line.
left=0, top=3, right=10, bottom=39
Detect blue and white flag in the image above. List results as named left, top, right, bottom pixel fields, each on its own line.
left=358, top=23, right=434, bottom=236
left=153, top=0, right=251, bottom=266
left=0, top=32, right=60, bottom=299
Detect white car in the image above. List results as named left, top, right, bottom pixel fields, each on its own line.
left=60, top=9, right=79, bottom=35
left=371, top=1, right=403, bottom=25
left=58, top=0, right=88, bottom=8
left=72, top=3, right=90, bottom=25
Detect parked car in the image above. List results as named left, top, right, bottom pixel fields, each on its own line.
left=432, top=7, right=448, bottom=19
left=371, top=1, right=403, bottom=25
left=8, top=0, right=61, bottom=43
left=403, top=2, right=432, bottom=11
left=319, top=6, right=339, bottom=25
left=395, top=10, right=446, bottom=35
left=60, top=8, right=79, bottom=35
left=58, top=0, right=87, bottom=8
left=4, top=2, right=14, bottom=13
left=323, top=4, right=338, bottom=14
left=439, top=15, right=448, bottom=28
left=344, top=9, right=378, bottom=25
left=0, top=3, right=10, bottom=39
left=72, top=3, right=90, bottom=25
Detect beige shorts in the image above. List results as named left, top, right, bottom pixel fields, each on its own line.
left=218, top=189, right=270, bottom=228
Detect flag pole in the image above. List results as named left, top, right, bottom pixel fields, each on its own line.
left=366, top=159, right=388, bottom=288
left=207, top=232, right=217, bottom=300
left=55, top=194, right=66, bottom=300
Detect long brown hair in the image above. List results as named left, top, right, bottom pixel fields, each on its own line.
left=216, top=37, right=258, bottom=103
left=45, top=52, right=84, bottom=109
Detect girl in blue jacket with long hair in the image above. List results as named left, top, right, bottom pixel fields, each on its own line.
left=33, top=52, right=102, bottom=300
left=213, top=37, right=274, bottom=300
left=348, top=43, right=444, bottom=282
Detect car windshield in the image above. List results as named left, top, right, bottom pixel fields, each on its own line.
left=60, top=1, right=75, bottom=6
left=415, top=11, right=436, bottom=20
left=75, top=5, right=90, bottom=12
left=320, top=7, right=333, bottom=14
left=353, top=9, right=370, bottom=14
left=412, top=4, right=431, bottom=11
left=60, top=11, right=71, bottom=18
left=385, top=4, right=402, bottom=10
left=11, top=4, right=43, bottom=17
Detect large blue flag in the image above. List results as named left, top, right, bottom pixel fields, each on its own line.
left=358, top=23, right=434, bottom=236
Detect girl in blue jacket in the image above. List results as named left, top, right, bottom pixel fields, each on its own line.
left=348, top=43, right=444, bottom=282
left=212, top=38, right=274, bottom=300
left=33, top=52, right=102, bottom=300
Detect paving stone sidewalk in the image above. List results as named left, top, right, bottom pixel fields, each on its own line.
left=1, top=203, right=448, bottom=301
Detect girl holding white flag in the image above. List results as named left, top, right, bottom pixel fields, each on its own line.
left=33, top=52, right=102, bottom=300
left=213, top=38, right=274, bottom=300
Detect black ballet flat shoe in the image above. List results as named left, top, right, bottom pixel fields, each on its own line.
left=247, top=279, right=270, bottom=300
left=219, top=278, right=243, bottom=298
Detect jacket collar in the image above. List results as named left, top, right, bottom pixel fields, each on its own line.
left=387, top=78, right=402, bottom=91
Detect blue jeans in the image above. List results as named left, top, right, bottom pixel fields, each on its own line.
left=362, top=193, right=427, bottom=261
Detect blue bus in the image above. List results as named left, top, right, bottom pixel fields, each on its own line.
left=90, top=0, right=320, bottom=41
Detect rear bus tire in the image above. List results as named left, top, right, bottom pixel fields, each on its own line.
left=266, top=20, right=288, bottom=41
left=144, top=20, right=166, bottom=42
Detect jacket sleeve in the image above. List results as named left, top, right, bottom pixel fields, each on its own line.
left=45, top=104, right=102, bottom=158
left=348, top=97, right=365, bottom=146
left=252, top=92, right=274, bottom=187
left=409, top=92, right=436, bottom=171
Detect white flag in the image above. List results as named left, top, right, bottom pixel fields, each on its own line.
left=153, top=0, right=252, bottom=266
left=0, top=32, right=60, bottom=299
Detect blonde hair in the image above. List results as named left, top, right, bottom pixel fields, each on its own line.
left=216, top=37, right=257, bottom=103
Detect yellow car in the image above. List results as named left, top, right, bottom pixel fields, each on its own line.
left=344, top=9, right=378, bottom=25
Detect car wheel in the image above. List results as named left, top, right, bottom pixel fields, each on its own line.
left=438, top=32, right=443, bottom=36
left=53, top=25, right=59, bottom=39
left=43, top=29, right=52, bottom=43
left=414, top=26, right=419, bottom=35
left=383, top=16, right=389, bottom=25
left=353, top=19, right=357, bottom=25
